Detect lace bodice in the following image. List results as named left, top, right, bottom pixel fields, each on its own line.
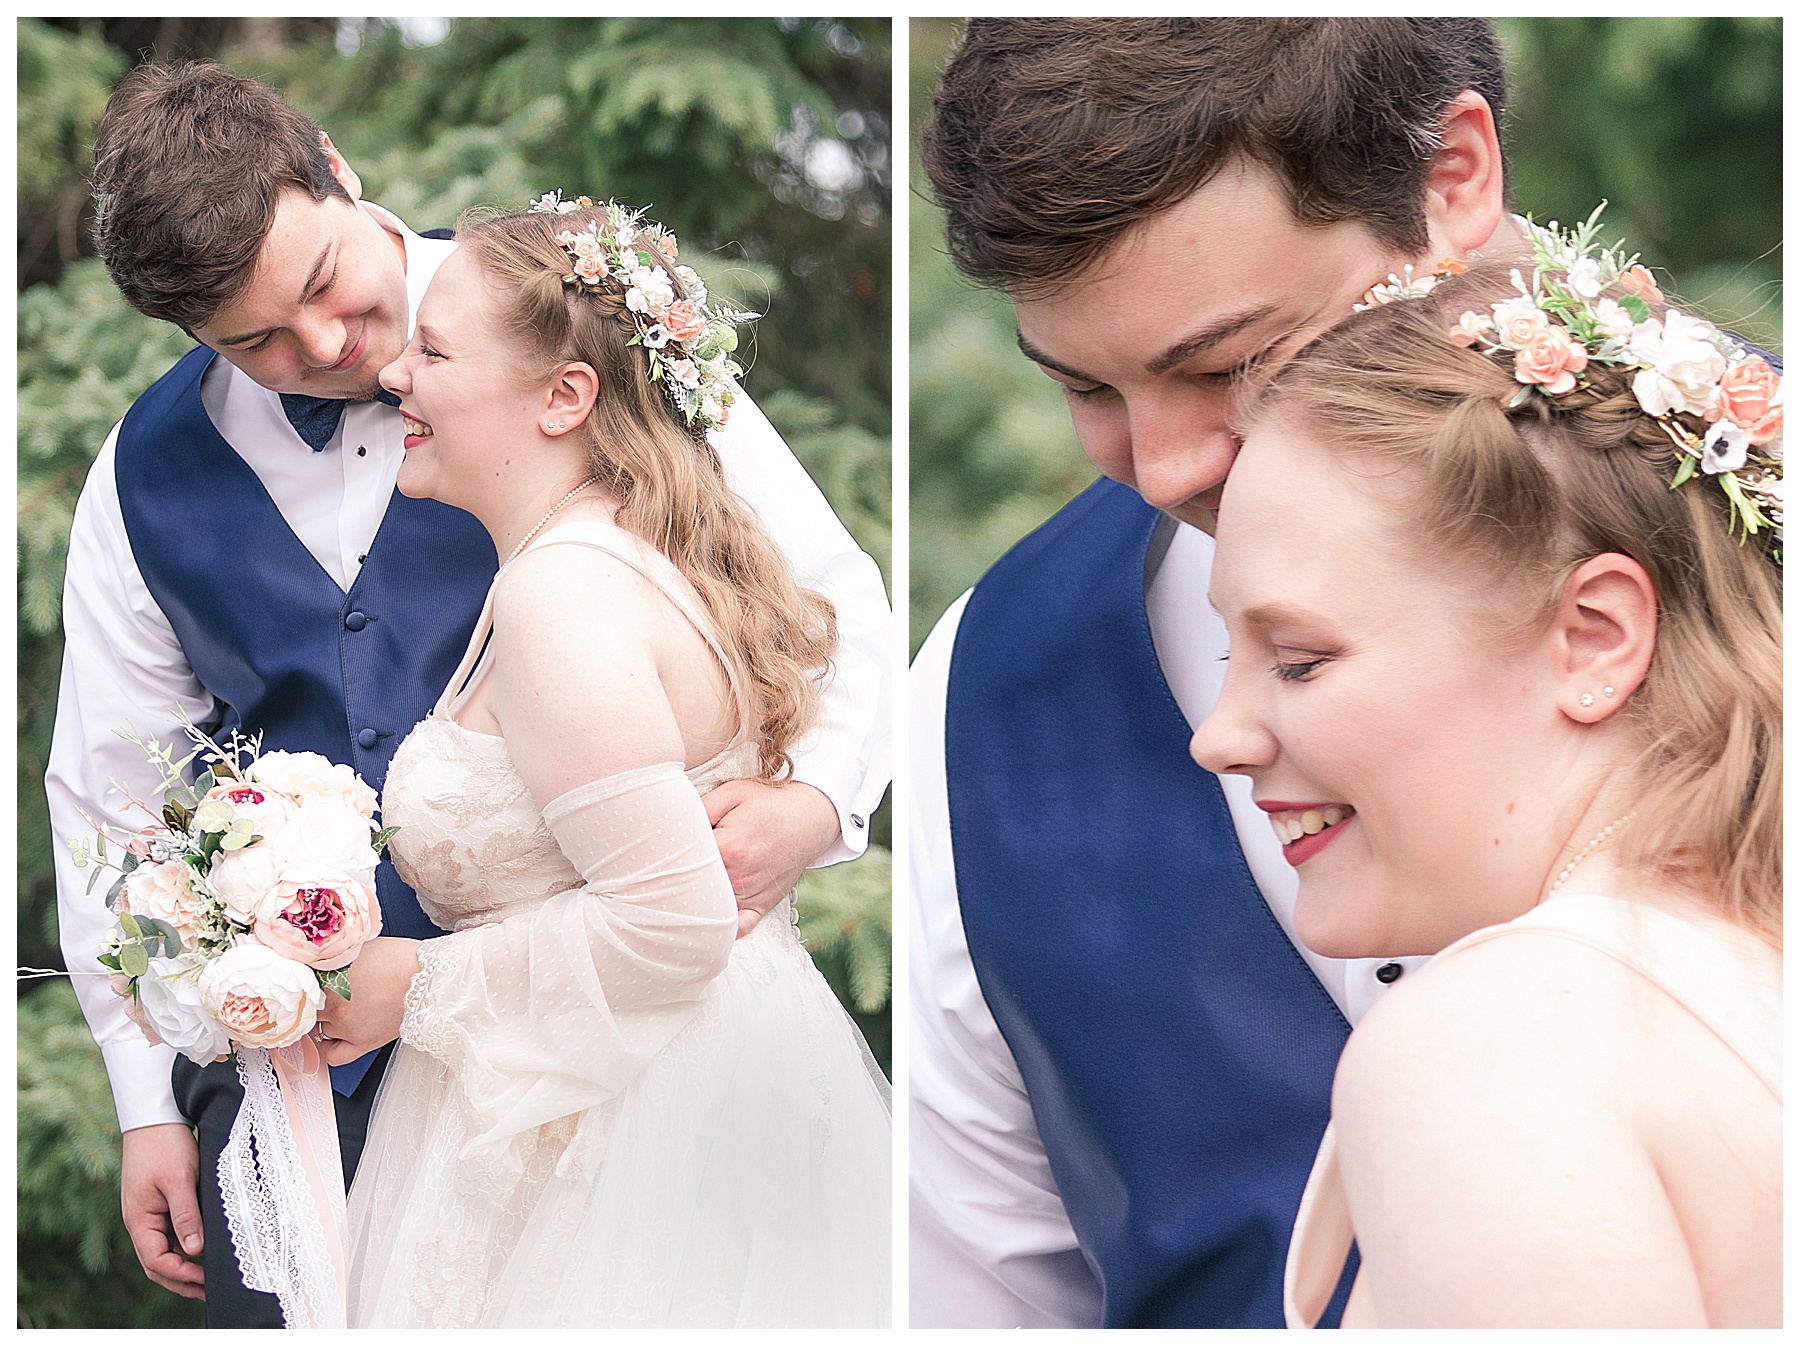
left=383, top=519, right=757, bottom=930
left=385, top=719, right=755, bottom=932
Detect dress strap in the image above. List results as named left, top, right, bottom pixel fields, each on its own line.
left=1283, top=1122, right=1352, bottom=1328
left=513, top=520, right=756, bottom=745
left=1436, top=892, right=1781, bottom=1102
left=436, top=584, right=500, bottom=720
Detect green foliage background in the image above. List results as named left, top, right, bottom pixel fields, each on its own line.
left=17, top=17, right=890, bottom=1328
left=909, top=15, right=1783, bottom=653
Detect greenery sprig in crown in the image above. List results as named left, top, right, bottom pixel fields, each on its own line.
left=1365, top=204, right=1782, bottom=561
left=528, top=189, right=758, bottom=437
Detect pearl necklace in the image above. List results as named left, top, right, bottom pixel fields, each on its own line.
left=1546, top=813, right=1635, bottom=898
left=501, top=476, right=601, bottom=569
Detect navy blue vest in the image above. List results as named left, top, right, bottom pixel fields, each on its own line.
left=945, top=478, right=1357, bottom=1327
left=115, top=345, right=498, bottom=1089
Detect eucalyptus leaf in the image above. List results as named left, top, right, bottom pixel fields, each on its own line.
left=118, top=943, right=148, bottom=978
left=118, top=912, right=143, bottom=940
left=120, top=852, right=140, bottom=873
left=195, top=769, right=216, bottom=794
left=104, top=872, right=127, bottom=909
left=168, top=783, right=199, bottom=811
left=317, top=968, right=352, bottom=1001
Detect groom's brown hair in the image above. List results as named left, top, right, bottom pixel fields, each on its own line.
left=922, top=18, right=1509, bottom=297
left=91, top=61, right=352, bottom=332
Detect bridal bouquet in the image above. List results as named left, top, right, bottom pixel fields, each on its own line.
left=75, top=723, right=390, bottom=1059
left=71, top=718, right=392, bottom=1329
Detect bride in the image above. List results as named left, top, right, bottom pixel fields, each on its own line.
left=311, top=198, right=890, bottom=1326
left=1193, top=241, right=1780, bottom=1326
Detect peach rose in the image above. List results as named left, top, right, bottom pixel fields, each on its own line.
left=1712, top=356, right=1782, bottom=446
left=1620, top=264, right=1663, bottom=305
left=252, top=867, right=382, bottom=971
left=199, top=942, right=323, bottom=1049
left=1514, top=327, right=1589, bottom=395
left=662, top=299, right=707, bottom=343
left=1491, top=297, right=1553, bottom=349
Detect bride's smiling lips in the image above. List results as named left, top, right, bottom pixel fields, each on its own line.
left=399, top=409, right=434, bottom=450
left=1257, top=799, right=1356, bottom=867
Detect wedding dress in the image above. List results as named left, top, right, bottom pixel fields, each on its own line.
left=345, top=521, right=891, bottom=1327
left=1283, top=890, right=1780, bottom=1328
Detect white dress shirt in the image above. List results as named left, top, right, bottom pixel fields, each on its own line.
left=907, top=516, right=1425, bottom=1328
left=48, top=201, right=892, bottom=1133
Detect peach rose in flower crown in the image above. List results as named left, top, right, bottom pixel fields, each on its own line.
left=1513, top=326, right=1589, bottom=395
left=1711, top=356, right=1783, bottom=446
left=252, top=867, right=382, bottom=970
left=1620, top=264, right=1664, bottom=305
left=199, top=942, right=324, bottom=1049
left=1491, top=296, right=1554, bottom=349
left=662, top=300, right=707, bottom=344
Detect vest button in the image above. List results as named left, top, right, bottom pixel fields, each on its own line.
left=1375, top=961, right=1404, bottom=985
left=356, top=728, right=379, bottom=750
left=344, top=610, right=367, bottom=632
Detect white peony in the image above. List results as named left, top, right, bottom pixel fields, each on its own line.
left=1630, top=310, right=1729, bottom=418
left=208, top=843, right=284, bottom=924
left=272, top=796, right=381, bottom=883
left=127, top=954, right=233, bottom=1063
left=251, top=750, right=378, bottom=818
left=199, top=941, right=323, bottom=1049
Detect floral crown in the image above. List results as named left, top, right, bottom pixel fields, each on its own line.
left=1360, top=204, right=1782, bottom=562
left=527, top=189, right=757, bottom=437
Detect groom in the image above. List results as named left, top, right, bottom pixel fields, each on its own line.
left=911, top=18, right=1521, bottom=1327
left=48, top=61, right=891, bottom=1326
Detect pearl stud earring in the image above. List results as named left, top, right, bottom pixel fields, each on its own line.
left=1578, top=692, right=1596, bottom=708
left=1603, top=686, right=1616, bottom=698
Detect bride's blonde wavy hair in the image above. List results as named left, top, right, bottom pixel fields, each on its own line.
left=459, top=206, right=837, bottom=781
left=1247, top=262, right=1781, bottom=945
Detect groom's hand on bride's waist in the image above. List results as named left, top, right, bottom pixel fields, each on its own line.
left=704, top=780, right=840, bottom=937
left=121, top=1122, right=206, bottom=1299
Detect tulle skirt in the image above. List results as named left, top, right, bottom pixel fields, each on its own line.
left=345, top=909, right=891, bottom=1327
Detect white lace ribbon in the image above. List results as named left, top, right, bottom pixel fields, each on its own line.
left=218, top=1039, right=349, bottom=1328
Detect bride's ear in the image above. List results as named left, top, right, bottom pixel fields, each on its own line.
left=1423, top=90, right=1505, bottom=257
left=541, top=361, right=600, bottom=437
left=1548, top=553, right=1656, bottom=726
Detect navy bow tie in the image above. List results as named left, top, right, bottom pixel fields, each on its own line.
left=280, top=388, right=402, bottom=451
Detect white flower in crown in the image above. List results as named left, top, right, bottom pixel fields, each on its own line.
left=1629, top=311, right=1730, bottom=419
left=1701, top=419, right=1751, bottom=475
left=667, top=357, right=702, bottom=390
left=674, top=264, right=707, bottom=304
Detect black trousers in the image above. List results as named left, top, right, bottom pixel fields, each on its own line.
left=171, top=1043, right=394, bottom=1328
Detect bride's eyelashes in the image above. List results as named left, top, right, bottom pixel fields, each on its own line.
left=1272, top=650, right=1331, bottom=682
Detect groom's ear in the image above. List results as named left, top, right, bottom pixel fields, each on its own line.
left=319, top=132, right=365, bottom=202
left=1547, top=553, right=1657, bottom=727
left=1422, top=91, right=1505, bottom=257
left=541, top=361, right=601, bottom=437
